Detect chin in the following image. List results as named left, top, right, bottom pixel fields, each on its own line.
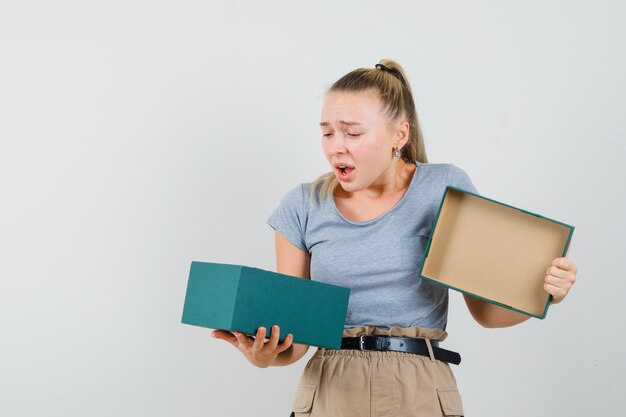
left=337, top=180, right=361, bottom=193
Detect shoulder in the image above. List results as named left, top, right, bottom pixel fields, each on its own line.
left=267, top=183, right=313, bottom=252
left=414, top=161, right=478, bottom=193
left=275, top=182, right=316, bottom=214
left=280, top=182, right=313, bottom=202
left=414, top=161, right=471, bottom=178
left=444, top=163, right=477, bottom=193
left=413, top=161, right=464, bottom=180
left=414, top=161, right=467, bottom=175
left=444, top=163, right=471, bottom=181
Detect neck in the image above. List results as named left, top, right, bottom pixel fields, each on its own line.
left=339, top=159, right=415, bottom=200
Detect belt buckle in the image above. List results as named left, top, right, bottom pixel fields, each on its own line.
left=359, top=335, right=368, bottom=350
left=359, top=335, right=378, bottom=350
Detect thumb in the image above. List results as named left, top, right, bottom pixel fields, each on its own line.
left=211, top=329, right=238, bottom=346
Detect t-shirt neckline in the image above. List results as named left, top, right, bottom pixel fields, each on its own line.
left=330, top=160, right=422, bottom=226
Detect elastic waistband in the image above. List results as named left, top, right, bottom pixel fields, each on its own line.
left=314, top=348, right=431, bottom=358
left=342, top=325, right=448, bottom=341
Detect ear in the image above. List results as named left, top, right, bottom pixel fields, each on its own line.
left=393, top=120, right=411, bottom=149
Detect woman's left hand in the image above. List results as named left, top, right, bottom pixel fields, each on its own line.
left=544, top=257, right=578, bottom=304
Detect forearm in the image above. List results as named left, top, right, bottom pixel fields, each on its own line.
left=463, top=294, right=531, bottom=328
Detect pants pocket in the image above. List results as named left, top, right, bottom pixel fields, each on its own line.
left=292, top=383, right=316, bottom=416
left=436, top=387, right=464, bottom=416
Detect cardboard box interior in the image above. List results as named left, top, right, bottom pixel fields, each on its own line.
left=421, top=187, right=574, bottom=318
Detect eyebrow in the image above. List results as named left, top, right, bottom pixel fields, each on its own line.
left=319, top=121, right=363, bottom=127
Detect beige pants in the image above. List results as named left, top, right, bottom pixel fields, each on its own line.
left=291, top=326, right=464, bottom=417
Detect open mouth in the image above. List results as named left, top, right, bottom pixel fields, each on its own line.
left=334, top=164, right=355, bottom=181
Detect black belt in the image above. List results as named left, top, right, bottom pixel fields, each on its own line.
left=340, top=335, right=461, bottom=365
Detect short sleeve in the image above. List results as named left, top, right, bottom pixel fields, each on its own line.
left=266, top=183, right=308, bottom=252
left=446, top=164, right=479, bottom=195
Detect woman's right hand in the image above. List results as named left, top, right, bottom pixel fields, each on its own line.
left=211, top=325, right=294, bottom=368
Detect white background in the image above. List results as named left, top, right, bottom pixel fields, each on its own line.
left=1, top=1, right=625, bottom=416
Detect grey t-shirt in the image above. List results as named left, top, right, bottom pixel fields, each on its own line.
left=266, top=161, right=478, bottom=331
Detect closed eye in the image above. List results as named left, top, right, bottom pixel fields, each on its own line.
left=322, top=133, right=362, bottom=137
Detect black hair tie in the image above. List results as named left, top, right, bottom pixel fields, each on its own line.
left=375, top=63, right=393, bottom=73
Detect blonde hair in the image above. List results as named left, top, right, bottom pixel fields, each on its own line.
left=310, top=58, right=428, bottom=203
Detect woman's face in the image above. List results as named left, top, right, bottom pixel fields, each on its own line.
left=320, top=89, right=405, bottom=193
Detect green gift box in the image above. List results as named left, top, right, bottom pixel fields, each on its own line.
left=419, top=186, right=575, bottom=319
left=181, top=261, right=350, bottom=349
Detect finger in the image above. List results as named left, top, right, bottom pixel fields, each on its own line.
left=545, top=265, right=570, bottom=279
left=276, top=333, right=294, bottom=354
left=544, top=282, right=566, bottom=302
left=234, top=331, right=254, bottom=349
left=252, top=327, right=267, bottom=352
left=545, top=274, right=573, bottom=290
left=266, top=325, right=280, bottom=351
left=211, top=330, right=238, bottom=345
left=552, top=257, right=576, bottom=272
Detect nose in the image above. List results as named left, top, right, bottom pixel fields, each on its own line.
left=327, top=134, right=347, bottom=156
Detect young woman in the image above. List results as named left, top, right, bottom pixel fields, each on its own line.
left=211, top=59, right=578, bottom=416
